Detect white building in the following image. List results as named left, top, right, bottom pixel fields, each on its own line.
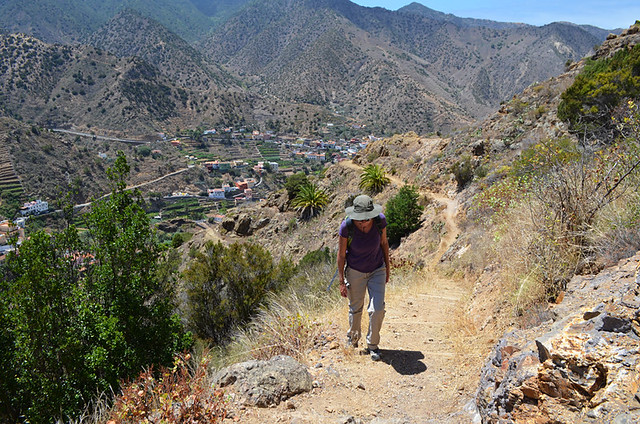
left=208, top=189, right=225, bottom=200
left=20, top=200, right=48, bottom=216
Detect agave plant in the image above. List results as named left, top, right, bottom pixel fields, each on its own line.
left=292, top=183, right=329, bottom=220
left=359, top=164, right=390, bottom=194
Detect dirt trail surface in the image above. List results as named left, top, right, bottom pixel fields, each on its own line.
left=230, top=162, right=483, bottom=423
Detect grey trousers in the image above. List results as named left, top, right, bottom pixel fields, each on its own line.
left=346, top=265, right=386, bottom=350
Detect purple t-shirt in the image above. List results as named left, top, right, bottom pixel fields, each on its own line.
left=339, top=214, right=387, bottom=273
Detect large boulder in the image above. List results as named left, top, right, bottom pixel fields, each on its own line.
left=477, top=253, right=640, bottom=423
left=214, top=355, right=313, bottom=407
left=234, top=214, right=253, bottom=236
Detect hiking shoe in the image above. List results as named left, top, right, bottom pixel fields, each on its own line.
left=367, top=348, right=381, bottom=361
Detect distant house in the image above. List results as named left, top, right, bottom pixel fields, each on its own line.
left=20, top=199, right=48, bottom=216
left=268, top=161, right=279, bottom=171
left=211, top=214, right=225, bottom=223
left=306, top=152, right=325, bottom=162
left=208, top=189, right=225, bottom=200
left=244, top=188, right=253, bottom=200
left=222, top=184, right=234, bottom=193
left=204, top=161, right=219, bottom=171
left=245, top=178, right=257, bottom=188
left=235, top=181, right=248, bottom=191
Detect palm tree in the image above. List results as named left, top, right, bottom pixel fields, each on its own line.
left=359, top=164, right=390, bottom=194
left=292, top=183, right=329, bottom=220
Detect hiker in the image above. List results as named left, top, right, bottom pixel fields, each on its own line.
left=337, top=194, right=390, bottom=361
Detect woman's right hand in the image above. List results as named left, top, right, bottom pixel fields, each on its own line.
left=339, top=280, right=348, bottom=298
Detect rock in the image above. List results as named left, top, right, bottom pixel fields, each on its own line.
left=234, top=214, right=252, bottom=235
left=476, top=252, right=640, bottom=423
left=470, top=140, right=485, bottom=156
left=214, top=355, right=313, bottom=407
left=254, top=217, right=270, bottom=230
left=221, top=216, right=236, bottom=232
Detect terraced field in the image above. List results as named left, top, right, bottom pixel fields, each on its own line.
left=0, top=141, right=23, bottom=197
left=208, top=140, right=262, bottom=162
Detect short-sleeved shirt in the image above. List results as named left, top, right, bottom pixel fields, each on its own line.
left=339, top=214, right=387, bottom=273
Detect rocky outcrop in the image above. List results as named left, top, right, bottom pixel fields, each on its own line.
left=477, top=253, right=640, bottom=423
left=214, top=355, right=313, bottom=407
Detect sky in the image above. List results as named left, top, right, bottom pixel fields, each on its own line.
left=350, top=0, right=640, bottom=29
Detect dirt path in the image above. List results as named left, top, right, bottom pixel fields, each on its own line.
left=232, top=162, right=480, bottom=423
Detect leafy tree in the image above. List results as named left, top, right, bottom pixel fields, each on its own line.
left=359, top=164, right=390, bottom=194
left=291, top=183, right=329, bottom=220
left=284, top=172, right=310, bottom=200
left=183, top=241, right=294, bottom=343
left=0, top=152, right=190, bottom=422
left=385, top=185, right=424, bottom=245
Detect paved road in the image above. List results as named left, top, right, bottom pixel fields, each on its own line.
left=52, top=129, right=148, bottom=145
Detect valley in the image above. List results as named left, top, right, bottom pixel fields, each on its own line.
left=1, top=0, right=639, bottom=422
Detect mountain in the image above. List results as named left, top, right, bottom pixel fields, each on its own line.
left=0, top=32, right=253, bottom=135
left=87, top=9, right=238, bottom=92
left=0, top=0, right=252, bottom=44
left=0, top=0, right=610, bottom=135
left=398, top=2, right=526, bottom=29
left=201, top=0, right=602, bottom=131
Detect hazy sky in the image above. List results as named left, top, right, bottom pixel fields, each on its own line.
left=350, top=1, right=640, bottom=29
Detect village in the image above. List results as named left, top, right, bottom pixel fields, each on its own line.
left=0, top=125, right=379, bottom=261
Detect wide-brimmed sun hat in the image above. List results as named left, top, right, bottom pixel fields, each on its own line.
left=345, top=194, right=383, bottom=221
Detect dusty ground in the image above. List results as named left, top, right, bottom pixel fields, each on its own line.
left=226, top=177, right=491, bottom=423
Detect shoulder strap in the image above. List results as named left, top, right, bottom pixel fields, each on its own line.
left=373, top=214, right=383, bottom=235
left=345, top=218, right=354, bottom=247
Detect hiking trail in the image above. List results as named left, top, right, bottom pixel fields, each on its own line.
left=233, top=161, right=481, bottom=423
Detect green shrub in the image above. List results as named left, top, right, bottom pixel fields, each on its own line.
left=385, top=185, right=424, bottom=245
left=359, top=164, right=390, bottom=194
left=451, top=155, right=474, bottom=189
left=297, top=247, right=332, bottom=271
left=0, top=153, right=191, bottom=423
left=557, top=44, right=640, bottom=138
left=284, top=172, right=309, bottom=200
left=172, top=232, right=193, bottom=248
left=136, top=145, right=151, bottom=157
left=183, top=241, right=294, bottom=343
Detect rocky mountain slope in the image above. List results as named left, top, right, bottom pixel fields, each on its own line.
left=0, top=0, right=252, bottom=44
left=87, top=9, right=237, bottom=92
left=0, top=0, right=610, bottom=136
left=203, top=0, right=603, bottom=132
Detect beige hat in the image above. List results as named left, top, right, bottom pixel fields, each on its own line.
left=345, top=195, right=382, bottom=220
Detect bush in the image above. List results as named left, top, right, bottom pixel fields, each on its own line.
left=359, top=164, right=390, bottom=194
left=296, top=246, right=332, bottom=271
left=109, top=352, right=227, bottom=423
left=557, top=44, right=640, bottom=139
left=284, top=172, right=309, bottom=200
left=451, top=155, right=474, bottom=190
left=385, top=185, right=424, bottom=245
left=0, top=153, right=191, bottom=422
left=136, top=145, right=151, bottom=157
left=183, top=241, right=294, bottom=343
